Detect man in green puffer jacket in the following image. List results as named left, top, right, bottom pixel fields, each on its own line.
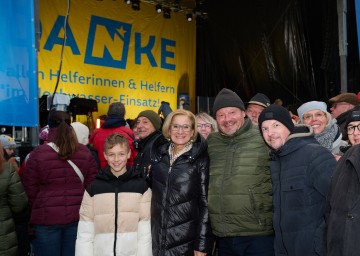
left=207, top=88, right=274, bottom=256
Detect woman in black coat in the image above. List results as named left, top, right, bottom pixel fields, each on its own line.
left=326, top=144, right=360, bottom=256
left=150, top=109, right=213, bottom=256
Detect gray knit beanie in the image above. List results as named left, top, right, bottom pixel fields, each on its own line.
left=213, top=88, right=245, bottom=115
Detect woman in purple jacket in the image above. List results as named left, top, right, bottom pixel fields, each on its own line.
left=23, top=110, right=98, bottom=256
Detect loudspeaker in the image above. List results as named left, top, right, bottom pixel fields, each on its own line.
left=68, top=98, right=98, bottom=115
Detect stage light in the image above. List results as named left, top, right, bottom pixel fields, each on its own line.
left=131, top=0, right=140, bottom=10
left=124, top=0, right=130, bottom=4
left=186, top=13, right=192, bottom=22
left=155, top=4, right=162, bottom=13
left=163, top=7, right=171, bottom=19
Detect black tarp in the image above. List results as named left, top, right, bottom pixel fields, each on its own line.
left=196, top=0, right=360, bottom=113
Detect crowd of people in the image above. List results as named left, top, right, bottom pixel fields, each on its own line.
left=1, top=89, right=360, bottom=256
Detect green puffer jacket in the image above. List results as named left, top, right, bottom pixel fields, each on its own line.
left=207, top=119, right=273, bottom=237
left=0, top=163, right=28, bottom=256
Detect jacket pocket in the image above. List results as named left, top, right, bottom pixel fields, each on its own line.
left=281, top=177, right=305, bottom=208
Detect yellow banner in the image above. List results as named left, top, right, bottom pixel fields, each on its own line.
left=38, top=0, right=196, bottom=120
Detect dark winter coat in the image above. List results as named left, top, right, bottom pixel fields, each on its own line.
left=0, top=163, right=28, bottom=256
left=22, top=137, right=98, bottom=226
left=326, top=144, right=360, bottom=256
left=134, top=130, right=164, bottom=178
left=269, top=125, right=336, bottom=256
left=150, top=135, right=213, bottom=256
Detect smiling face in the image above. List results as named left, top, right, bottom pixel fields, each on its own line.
left=302, top=110, right=328, bottom=134
left=104, top=143, right=130, bottom=177
left=216, top=107, right=246, bottom=136
left=261, top=120, right=291, bottom=150
left=169, top=115, right=194, bottom=149
left=136, top=116, right=156, bottom=140
left=347, top=121, right=360, bottom=145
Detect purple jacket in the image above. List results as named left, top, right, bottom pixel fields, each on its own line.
left=23, top=142, right=98, bottom=225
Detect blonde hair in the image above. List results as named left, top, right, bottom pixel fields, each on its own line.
left=195, top=112, right=218, bottom=132
left=162, top=109, right=198, bottom=141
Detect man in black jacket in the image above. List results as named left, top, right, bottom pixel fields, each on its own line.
left=134, top=110, right=163, bottom=178
left=258, top=104, right=336, bottom=256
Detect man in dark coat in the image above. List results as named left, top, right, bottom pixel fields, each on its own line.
left=258, top=104, right=336, bottom=256
left=133, top=110, right=164, bottom=179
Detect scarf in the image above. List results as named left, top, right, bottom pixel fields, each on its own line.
left=314, top=119, right=338, bottom=151
left=168, top=141, right=193, bottom=166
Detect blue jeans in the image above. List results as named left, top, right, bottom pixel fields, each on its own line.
left=32, top=222, right=78, bottom=256
left=218, top=236, right=275, bottom=256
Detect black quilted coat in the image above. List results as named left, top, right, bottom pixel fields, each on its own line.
left=150, top=135, right=213, bottom=256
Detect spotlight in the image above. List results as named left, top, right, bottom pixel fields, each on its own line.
left=186, top=13, right=192, bottom=22
left=155, top=4, right=162, bottom=13
left=163, top=7, right=171, bottom=19
left=124, top=0, right=130, bottom=4
left=131, top=0, right=140, bottom=10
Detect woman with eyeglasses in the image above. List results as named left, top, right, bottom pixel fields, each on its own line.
left=149, top=109, right=213, bottom=256
left=297, top=101, right=348, bottom=159
left=345, top=111, right=360, bottom=146
left=325, top=110, right=360, bottom=255
left=195, top=112, right=218, bottom=139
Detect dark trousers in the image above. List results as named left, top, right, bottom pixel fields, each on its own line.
left=32, top=222, right=78, bottom=256
left=218, top=236, right=275, bottom=256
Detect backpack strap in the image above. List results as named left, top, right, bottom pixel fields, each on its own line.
left=47, top=142, right=84, bottom=184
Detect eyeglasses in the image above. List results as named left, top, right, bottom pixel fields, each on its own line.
left=347, top=124, right=360, bottom=135
left=170, top=124, right=192, bottom=132
left=197, top=123, right=212, bottom=129
left=245, top=109, right=262, bottom=116
left=302, top=112, right=326, bottom=121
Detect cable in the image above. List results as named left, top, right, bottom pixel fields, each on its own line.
left=50, top=0, right=71, bottom=108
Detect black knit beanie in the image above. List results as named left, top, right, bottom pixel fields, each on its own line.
left=345, top=110, right=360, bottom=128
left=213, top=88, right=245, bottom=115
left=258, top=104, right=294, bottom=134
left=137, top=110, right=162, bottom=130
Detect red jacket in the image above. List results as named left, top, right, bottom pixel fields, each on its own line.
left=89, top=126, right=137, bottom=169
left=22, top=143, right=98, bottom=225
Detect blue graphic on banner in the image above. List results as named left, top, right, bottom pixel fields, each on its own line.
left=85, top=16, right=132, bottom=69
left=356, top=0, right=360, bottom=60
left=0, top=0, right=38, bottom=127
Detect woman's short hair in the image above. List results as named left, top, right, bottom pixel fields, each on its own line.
left=162, top=109, right=198, bottom=141
left=195, top=112, right=218, bottom=132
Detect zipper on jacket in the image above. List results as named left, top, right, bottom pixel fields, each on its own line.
left=113, top=184, right=119, bottom=256
left=159, top=165, right=172, bottom=252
